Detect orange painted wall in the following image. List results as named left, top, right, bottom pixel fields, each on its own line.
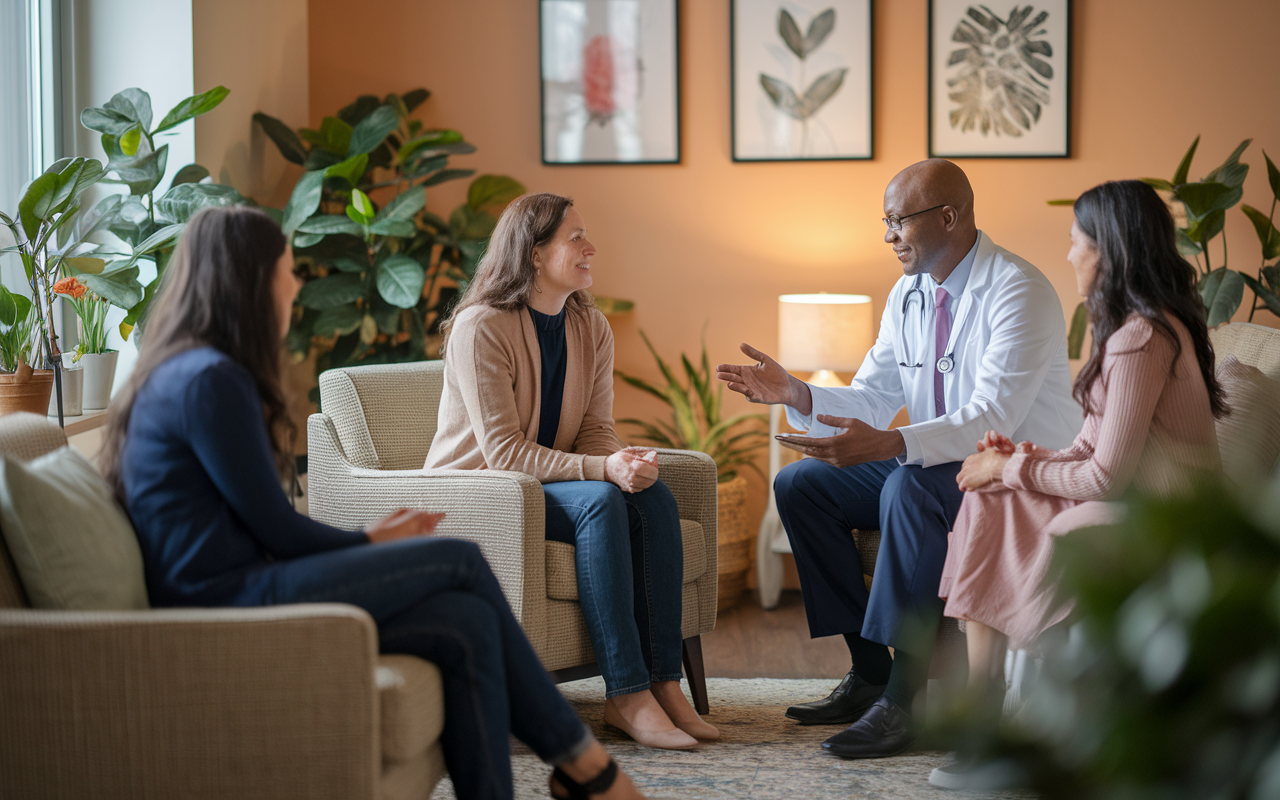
left=307, top=0, right=1280, bottom=517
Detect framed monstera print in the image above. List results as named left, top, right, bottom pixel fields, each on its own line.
left=731, top=0, right=873, bottom=162
left=928, top=0, right=1071, bottom=158
left=539, top=0, right=680, bottom=165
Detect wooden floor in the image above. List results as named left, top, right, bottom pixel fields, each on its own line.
left=701, top=590, right=850, bottom=679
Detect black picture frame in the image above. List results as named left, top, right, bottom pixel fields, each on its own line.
left=927, top=0, right=1072, bottom=159
left=731, top=0, right=874, bottom=163
left=539, top=0, right=682, bottom=165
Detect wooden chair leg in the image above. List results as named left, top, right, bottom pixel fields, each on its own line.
left=681, top=635, right=709, bottom=715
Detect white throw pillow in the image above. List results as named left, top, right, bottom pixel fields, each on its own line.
left=0, top=446, right=149, bottom=609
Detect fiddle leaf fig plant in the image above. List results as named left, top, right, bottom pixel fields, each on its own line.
left=615, top=330, right=768, bottom=483
left=78, top=85, right=248, bottom=339
left=256, top=88, right=526, bottom=389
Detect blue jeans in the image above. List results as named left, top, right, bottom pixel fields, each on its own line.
left=774, top=458, right=964, bottom=651
left=243, top=537, right=589, bottom=800
left=543, top=480, right=684, bottom=697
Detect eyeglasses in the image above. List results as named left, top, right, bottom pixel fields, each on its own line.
left=882, top=204, right=947, bottom=232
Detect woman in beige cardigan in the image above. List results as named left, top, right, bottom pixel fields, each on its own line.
left=427, top=193, right=717, bottom=751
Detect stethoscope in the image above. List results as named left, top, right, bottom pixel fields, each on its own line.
left=898, top=275, right=956, bottom=374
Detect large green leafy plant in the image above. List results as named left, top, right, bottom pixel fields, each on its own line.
left=77, top=85, right=248, bottom=339
left=0, top=157, right=105, bottom=371
left=1141, top=137, right=1280, bottom=327
left=1055, top=138, right=1280, bottom=357
left=935, top=474, right=1280, bottom=798
left=614, top=332, right=768, bottom=483
left=254, top=89, right=524, bottom=387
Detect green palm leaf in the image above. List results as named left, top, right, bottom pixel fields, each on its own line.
left=614, top=370, right=670, bottom=405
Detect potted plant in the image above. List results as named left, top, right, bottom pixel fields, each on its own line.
left=254, top=88, right=527, bottom=405
left=51, top=276, right=121, bottom=411
left=0, top=156, right=106, bottom=422
left=77, top=85, right=243, bottom=345
left=1053, top=138, right=1280, bottom=359
left=0, top=285, right=49, bottom=416
left=615, top=331, right=770, bottom=611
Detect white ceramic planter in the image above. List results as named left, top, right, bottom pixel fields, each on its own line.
left=80, top=351, right=119, bottom=410
left=48, top=363, right=84, bottom=417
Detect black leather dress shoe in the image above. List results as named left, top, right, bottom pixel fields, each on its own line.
left=785, top=669, right=887, bottom=725
left=821, top=698, right=917, bottom=759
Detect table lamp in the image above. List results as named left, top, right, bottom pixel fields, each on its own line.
left=757, top=293, right=876, bottom=609
left=778, top=293, right=874, bottom=387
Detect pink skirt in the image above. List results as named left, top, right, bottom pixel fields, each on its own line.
left=939, top=484, right=1122, bottom=651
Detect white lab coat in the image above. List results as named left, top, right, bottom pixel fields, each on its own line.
left=786, top=231, right=1083, bottom=467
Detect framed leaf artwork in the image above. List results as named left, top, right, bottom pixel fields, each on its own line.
left=540, top=0, right=681, bottom=165
left=731, top=0, right=873, bottom=162
left=928, top=0, right=1072, bottom=158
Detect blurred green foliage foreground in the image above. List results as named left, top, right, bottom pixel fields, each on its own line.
left=937, top=472, right=1280, bottom=800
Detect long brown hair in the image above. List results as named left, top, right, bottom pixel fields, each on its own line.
left=438, top=192, right=594, bottom=350
left=1072, top=180, right=1228, bottom=418
left=100, top=206, right=294, bottom=497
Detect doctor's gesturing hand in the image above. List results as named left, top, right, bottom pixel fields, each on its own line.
left=775, top=414, right=906, bottom=468
left=716, top=343, right=815, bottom=413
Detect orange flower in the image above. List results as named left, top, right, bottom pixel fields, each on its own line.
left=52, top=277, right=86, bottom=300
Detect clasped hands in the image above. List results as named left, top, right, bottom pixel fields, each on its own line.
left=364, top=446, right=660, bottom=544
left=715, top=343, right=903, bottom=468
left=956, top=431, right=1049, bottom=491
left=606, top=446, right=660, bottom=493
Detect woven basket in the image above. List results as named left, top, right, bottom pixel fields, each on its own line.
left=0, top=366, right=54, bottom=418
left=715, top=475, right=752, bottom=612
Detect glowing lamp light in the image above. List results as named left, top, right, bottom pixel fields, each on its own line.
left=778, top=293, right=874, bottom=387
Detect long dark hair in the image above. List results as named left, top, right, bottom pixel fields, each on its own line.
left=1072, top=180, right=1227, bottom=418
left=100, top=206, right=294, bottom=497
left=438, top=192, right=593, bottom=350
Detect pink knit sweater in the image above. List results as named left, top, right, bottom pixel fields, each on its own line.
left=1001, top=313, right=1220, bottom=499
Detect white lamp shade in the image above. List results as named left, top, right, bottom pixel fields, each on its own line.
left=778, top=294, right=874, bottom=374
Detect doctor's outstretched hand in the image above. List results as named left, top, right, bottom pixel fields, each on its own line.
left=717, top=343, right=811, bottom=412
left=775, top=414, right=906, bottom=469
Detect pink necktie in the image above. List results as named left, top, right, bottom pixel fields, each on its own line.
left=935, top=288, right=950, bottom=418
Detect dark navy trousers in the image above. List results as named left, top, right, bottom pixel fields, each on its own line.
left=774, top=457, right=965, bottom=651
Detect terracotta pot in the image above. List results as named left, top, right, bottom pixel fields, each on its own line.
left=715, top=475, right=752, bottom=612
left=0, top=363, right=55, bottom=417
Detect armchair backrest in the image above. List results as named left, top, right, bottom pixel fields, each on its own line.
left=317, top=361, right=446, bottom=470
left=1210, top=322, right=1280, bottom=479
left=1211, top=322, right=1280, bottom=379
left=0, top=413, right=69, bottom=609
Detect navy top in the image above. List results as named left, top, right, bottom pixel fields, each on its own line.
left=121, top=347, right=367, bottom=606
left=529, top=306, right=567, bottom=449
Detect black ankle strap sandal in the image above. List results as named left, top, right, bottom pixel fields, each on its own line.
left=550, top=757, right=619, bottom=799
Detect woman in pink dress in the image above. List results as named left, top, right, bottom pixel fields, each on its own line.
left=938, top=180, right=1226, bottom=697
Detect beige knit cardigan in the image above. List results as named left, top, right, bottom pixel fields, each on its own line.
left=424, top=303, right=625, bottom=482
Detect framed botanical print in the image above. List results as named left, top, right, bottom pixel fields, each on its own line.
left=928, top=0, right=1071, bottom=158
left=539, top=0, right=681, bottom=164
left=731, top=0, right=873, bottom=161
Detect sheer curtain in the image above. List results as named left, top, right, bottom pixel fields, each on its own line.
left=0, top=0, right=35, bottom=293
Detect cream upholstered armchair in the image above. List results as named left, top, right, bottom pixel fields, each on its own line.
left=0, top=413, right=447, bottom=800
left=306, top=360, right=719, bottom=710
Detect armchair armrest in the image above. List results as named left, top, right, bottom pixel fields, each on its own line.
left=652, top=449, right=719, bottom=636
left=653, top=448, right=718, bottom=562
left=307, top=414, right=547, bottom=650
left=0, top=604, right=381, bottom=800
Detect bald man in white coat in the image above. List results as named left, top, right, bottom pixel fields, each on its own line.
left=717, top=160, right=1081, bottom=759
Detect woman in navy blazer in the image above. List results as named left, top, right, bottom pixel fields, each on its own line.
left=99, top=206, right=643, bottom=800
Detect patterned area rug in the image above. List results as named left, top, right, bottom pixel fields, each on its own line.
left=431, top=677, right=1037, bottom=799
